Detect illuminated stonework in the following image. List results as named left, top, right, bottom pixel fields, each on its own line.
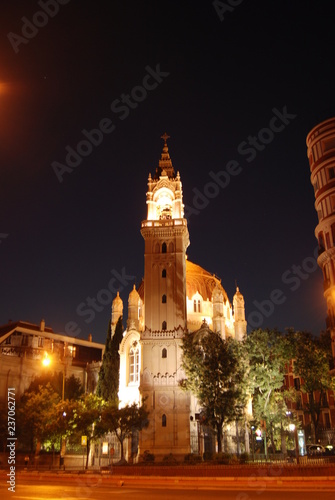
left=115, top=135, right=247, bottom=459
left=307, top=117, right=335, bottom=360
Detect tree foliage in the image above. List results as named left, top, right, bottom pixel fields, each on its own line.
left=97, top=316, right=123, bottom=403
left=27, top=371, right=83, bottom=401
left=17, top=383, right=60, bottom=452
left=245, top=329, right=294, bottom=451
left=98, top=402, right=149, bottom=462
left=292, top=330, right=335, bottom=441
left=181, top=327, right=247, bottom=452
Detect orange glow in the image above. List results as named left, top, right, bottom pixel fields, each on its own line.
left=42, top=352, right=51, bottom=367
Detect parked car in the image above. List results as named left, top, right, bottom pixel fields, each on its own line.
left=306, top=444, right=325, bottom=456
left=324, top=445, right=335, bottom=456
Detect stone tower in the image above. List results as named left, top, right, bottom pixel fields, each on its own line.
left=139, top=133, right=191, bottom=458
left=307, top=117, right=335, bottom=361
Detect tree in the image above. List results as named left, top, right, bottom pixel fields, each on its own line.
left=98, top=402, right=149, bottom=463
left=69, top=393, right=105, bottom=468
left=97, top=316, right=123, bottom=403
left=245, top=329, right=294, bottom=453
left=16, top=383, right=60, bottom=452
left=293, top=331, right=335, bottom=442
left=181, top=326, right=247, bottom=453
left=27, top=371, right=83, bottom=401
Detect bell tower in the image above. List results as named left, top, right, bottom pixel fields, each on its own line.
left=139, top=134, right=191, bottom=458
left=140, top=133, right=190, bottom=334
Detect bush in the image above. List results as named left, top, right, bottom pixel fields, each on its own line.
left=203, top=451, right=214, bottom=461
left=239, top=452, right=249, bottom=463
left=162, top=453, right=177, bottom=464
left=141, top=450, right=155, bottom=463
left=184, top=453, right=202, bottom=464
left=213, top=452, right=232, bottom=464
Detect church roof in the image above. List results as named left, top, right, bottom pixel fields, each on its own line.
left=186, top=260, right=229, bottom=302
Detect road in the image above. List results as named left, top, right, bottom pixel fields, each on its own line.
left=1, top=478, right=335, bottom=500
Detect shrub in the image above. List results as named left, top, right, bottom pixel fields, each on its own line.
left=162, top=453, right=177, bottom=464
left=203, top=451, right=213, bottom=461
left=239, top=452, right=249, bottom=463
left=184, top=453, right=202, bottom=464
left=213, top=452, right=232, bottom=464
left=141, top=450, right=155, bottom=463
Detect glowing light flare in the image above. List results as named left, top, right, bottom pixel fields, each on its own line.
left=42, top=351, right=51, bottom=367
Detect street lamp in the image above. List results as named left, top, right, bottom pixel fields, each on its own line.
left=289, top=423, right=300, bottom=465
left=41, top=352, right=67, bottom=467
left=41, top=352, right=65, bottom=400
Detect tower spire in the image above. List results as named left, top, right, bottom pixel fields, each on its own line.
left=154, top=132, right=175, bottom=179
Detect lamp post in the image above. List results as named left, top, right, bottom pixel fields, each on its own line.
left=42, top=352, right=67, bottom=467
left=289, top=423, right=300, bottom=465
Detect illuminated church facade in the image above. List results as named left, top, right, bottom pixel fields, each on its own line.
left=112, top=135, right=247, bottom=459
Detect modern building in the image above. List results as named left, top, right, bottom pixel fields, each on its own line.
left=114, top=135, right=247, bottom=460
left=307, top=117, right=335, bottom=361
left=0, top=319, right=104, bottom=407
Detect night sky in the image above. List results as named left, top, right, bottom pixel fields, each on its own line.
left=1, top=1, right=334, bottom=345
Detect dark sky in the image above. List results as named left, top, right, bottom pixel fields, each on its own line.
left=1, top=0, right=334, bottom=344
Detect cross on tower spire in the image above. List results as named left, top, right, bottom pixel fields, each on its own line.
left=161, top=132, right=170, bottom=145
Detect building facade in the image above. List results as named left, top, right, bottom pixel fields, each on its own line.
left=307, top=117, right=335, bottom=361
left=115, top=135, right=247, bottom=459
left=0, top=319, right=104, bottom=408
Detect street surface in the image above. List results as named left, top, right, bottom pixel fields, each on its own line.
left=1, top=478, right=335, bottom=500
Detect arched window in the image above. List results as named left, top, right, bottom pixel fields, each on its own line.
left=162, top=348, right=167, bottom=358
left=162, top=321, right=167, bottom=331
left=162, top=294, right=166, bottom=304
left=162, top=414, right=167, bottom=427
left=129, top=342, right=139, bottom=383
left=162, top=269, right=166, bottom=278
left=162, top=242, right=167, bottom=253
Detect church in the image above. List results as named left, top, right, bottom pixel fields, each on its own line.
left=112, top=134, right=247, bottom=460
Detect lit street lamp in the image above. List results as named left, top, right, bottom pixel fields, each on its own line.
left=289, top=423, right=300, bottom=465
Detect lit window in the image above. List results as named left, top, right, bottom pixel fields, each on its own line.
left=129, top=343, right=139, bottom=383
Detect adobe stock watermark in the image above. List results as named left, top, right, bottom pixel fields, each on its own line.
left=0, top=233, right=9, bottom=245
left=7, top=0, right=71, bottom=54
left=52, top=64, right=170, bottom=183
left=65, top=267, right=135, bottom=336
left=213, top=0, right=244, bottom=22
left=247, top=246, right=319, bottom=329
left=184, top=106, right=297, bottom=221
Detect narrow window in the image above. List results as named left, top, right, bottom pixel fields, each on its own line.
left=129, top=345, right=139, bottom=383
left=162, top=414, right=167, bottom=427
left=162, top=348, right=167, bottom=358
left=193, top=300, right=197, bottom=313
left=162, top=294, right=166, bottom=304
left=162, top=321, right=167, bottom=331
left=162, top=242, right=167, bottom=253
left=162, top=269, right=166, bottom=278
left=197, top=300, right=201, bottom=313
